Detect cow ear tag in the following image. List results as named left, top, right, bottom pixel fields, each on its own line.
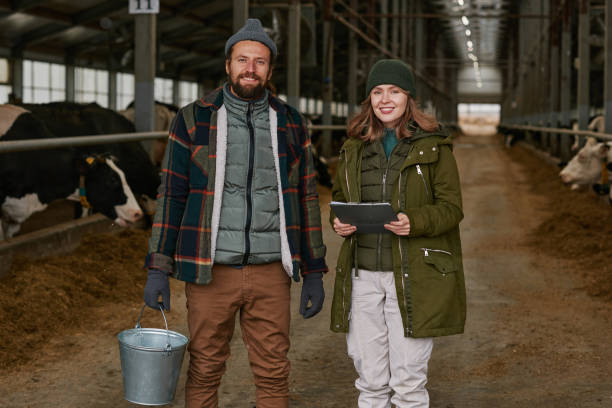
left=86, top=156, right=96, bottom=166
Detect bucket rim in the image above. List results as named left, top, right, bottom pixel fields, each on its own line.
left=118, top=327, right=188, bottom=351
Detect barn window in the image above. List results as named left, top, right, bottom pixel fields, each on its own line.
left=0, top=58, right=8, bottom=83
left=75, top=67, right=109, bottom=108
left=0, top=59, right=11, bottom=103
left=316, top=99, right=323, bottom=115
left=155, top=78, right=173, bottom=105
left=117, top=73, right=135, bottom=110
left=0, top=85, right=9, bottom=104
left=178, top=80, right=197, bottom=108
left=23, top=60, right=65, bottom=104
left=299, top=97, right=308, bottom=114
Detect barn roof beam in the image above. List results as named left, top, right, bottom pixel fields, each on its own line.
left=70, top=0, right=230, bottom=57
left=14, top=0, right=127, bottom=47
left=158, top=0, right=231, bottom=26
left=162, top=25, right=225, bottom=43
left=8, top=0, right=46, bottom=11
left=72, top=0, right=127, bottom=25
left=162, top=0, right=213, bottom=16
left=68, top=20, right=134, bottom=56
left=14, top=23, right=68, bottom=48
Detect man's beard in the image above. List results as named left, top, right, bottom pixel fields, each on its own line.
left=229, top=72, right=267, bottom=100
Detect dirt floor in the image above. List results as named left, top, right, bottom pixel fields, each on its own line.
left=1, top=130, right=611, bottom=407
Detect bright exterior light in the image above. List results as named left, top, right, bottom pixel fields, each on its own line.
left=466, top=29, right=471, bottom=36
left=458, top=0, right=464, bottom=6
left=462, top=16, right=469, bottom=25
left=467, top=40, right=473, bottom=48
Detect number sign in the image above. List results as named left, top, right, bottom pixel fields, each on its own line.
left=129, top=0, right=159, bottom=14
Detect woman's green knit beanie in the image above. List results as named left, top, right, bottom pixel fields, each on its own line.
left=365, top=59, right=416, bottom=97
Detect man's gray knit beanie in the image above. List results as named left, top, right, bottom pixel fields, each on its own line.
left=225, top=18, right=278, bottom=58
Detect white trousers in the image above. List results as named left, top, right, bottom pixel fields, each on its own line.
left=347, top=269, right=433, bottom=408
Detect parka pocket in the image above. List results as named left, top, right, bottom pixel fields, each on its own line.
left=421, top=248, right=457, bottom=276
left=409, top=247, right=461, bottom=333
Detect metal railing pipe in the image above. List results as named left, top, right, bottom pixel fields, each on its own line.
left=500, top=124, right=612, bottom=142
left=0, top=125, right=350, bottom=154
left=0, top=131, right=168, bottom=153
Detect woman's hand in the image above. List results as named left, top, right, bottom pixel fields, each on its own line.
left=384, top=212, right=410, bottom=236
left=333, top=217, right=357, bottom=237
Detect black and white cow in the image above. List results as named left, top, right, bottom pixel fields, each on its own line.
left=0, top=104, right=144, bottom=239
left=21, top=102, right=161, bottom=216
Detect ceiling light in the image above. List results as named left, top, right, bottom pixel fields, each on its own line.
left=467, top=40, right=473, bottom=48
left=457, top=0, right=464, bottom=6
left=462, top=16, right=469, bottom=25
left=466, top=29, right=471, bottom=36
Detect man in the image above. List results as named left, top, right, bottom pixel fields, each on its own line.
left=143, top=18, right=327, bottom=408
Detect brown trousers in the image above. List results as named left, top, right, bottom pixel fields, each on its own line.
left=184, top=262, right=291, bottom=408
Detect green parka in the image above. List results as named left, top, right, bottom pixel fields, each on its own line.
left=329, top=126, right=466, bottom=338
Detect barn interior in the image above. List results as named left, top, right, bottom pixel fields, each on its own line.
left=1, top=1, right=612, bottom=407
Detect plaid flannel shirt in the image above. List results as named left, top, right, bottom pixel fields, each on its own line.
left=145, top=87, right=327, bottom=284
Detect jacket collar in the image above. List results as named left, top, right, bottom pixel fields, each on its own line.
left=197, top=87, right=224, bottom=111
left=197, top=85, right=288, bottom=116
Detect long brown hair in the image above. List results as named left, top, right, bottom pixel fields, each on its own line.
left=346, top=90, right=439, bottom=141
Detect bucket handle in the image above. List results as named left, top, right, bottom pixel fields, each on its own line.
left=134, top=304, right=172, bottom=354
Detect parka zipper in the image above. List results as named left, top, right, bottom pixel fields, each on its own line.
left=242, top=103, right=255, bottom=265
left=341, top=148, right=353, bottom=327
left=377, top=157, right=391, bottom=271
left=344, top=149, right=352, bottom=201
left=397, top=171, right=413, bottom=336
left=421, top=248, right=452, bottom=256
left=416, top=164, right=430, bottom=200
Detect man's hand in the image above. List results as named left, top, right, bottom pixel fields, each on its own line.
left=300, top=272, right=324, bottom=319
left=143, top=269, right=171, bottom=311
left=384, top=212, right=411, bottom=236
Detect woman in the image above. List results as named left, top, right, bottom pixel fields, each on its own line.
left=330, top=59, right=466, bottom=408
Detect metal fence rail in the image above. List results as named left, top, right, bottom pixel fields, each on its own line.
left=0, top=131, right=168, bottom=153
left=500, top=123, right=612, bottom=142
left=0, top=125, right=351, bottom=154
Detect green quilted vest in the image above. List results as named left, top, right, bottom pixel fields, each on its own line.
left=215, top=86, right=281, bottom=265
left=357, top=132, right=411, bottom=271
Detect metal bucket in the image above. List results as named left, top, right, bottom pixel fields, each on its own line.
left=118, top=305, right=188, bottom=406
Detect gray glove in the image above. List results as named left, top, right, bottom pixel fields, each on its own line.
left=144, top=269, right=171, bottom=311
left=300, top=272, right=324, bottom=319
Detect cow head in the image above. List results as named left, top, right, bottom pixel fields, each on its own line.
left=79, top=155, right=143, bottom=226
left=559, top=137, right=609, bottom=186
